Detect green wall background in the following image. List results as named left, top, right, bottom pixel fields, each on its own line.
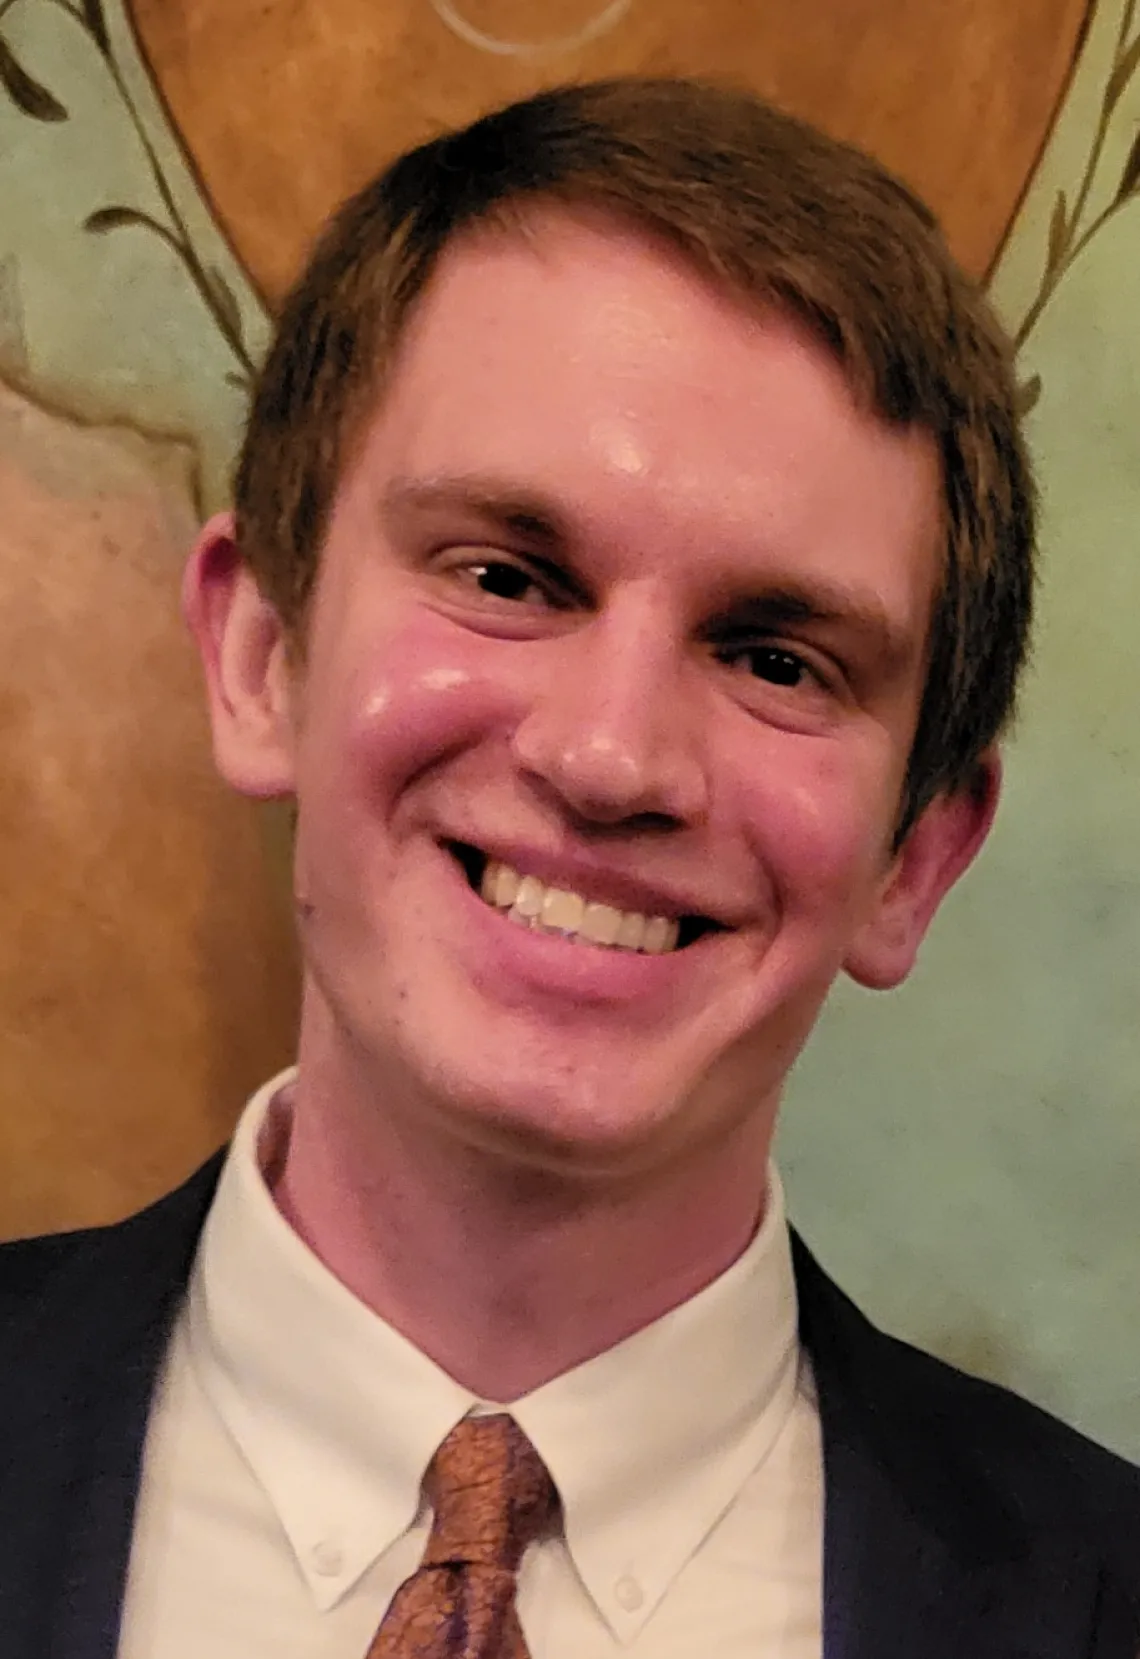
left=781, top=0, right=1140, bottom=1459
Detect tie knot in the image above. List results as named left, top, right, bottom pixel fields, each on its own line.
left=423, top=1415, right=557, bottom=1573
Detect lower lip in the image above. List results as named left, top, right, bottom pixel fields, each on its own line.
left=444, top=852, right=698, bottom=1009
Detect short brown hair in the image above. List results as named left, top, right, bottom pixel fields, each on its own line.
left=234, top=76, right=1035, bottom=841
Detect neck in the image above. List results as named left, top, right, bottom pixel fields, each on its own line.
left=271, top=1046, right=774, bottom=1401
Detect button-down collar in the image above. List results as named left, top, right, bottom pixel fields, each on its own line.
left=189, top=1068, right=803, bottom=1638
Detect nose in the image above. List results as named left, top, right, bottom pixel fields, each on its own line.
left=510, top=600, right=709, bottom=828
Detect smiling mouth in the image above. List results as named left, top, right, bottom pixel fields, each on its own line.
left=447, top=843, right=722, bottom=954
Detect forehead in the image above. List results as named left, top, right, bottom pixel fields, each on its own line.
left=344, top=210, right=942, bottom=611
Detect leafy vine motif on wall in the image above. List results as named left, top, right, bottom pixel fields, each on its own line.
left=1013, top=0, right=1140, bottom=411
left=2, top=0, right=1139, bottom=421
left=0, top=0, right=255, bottom=389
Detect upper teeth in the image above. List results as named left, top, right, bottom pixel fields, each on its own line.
left=479, top=861, right=681, bottom=954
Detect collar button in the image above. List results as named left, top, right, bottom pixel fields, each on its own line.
left=311, top=1540, right=344, bottom=1578
left=615, top=1575, right=644, bottom=1613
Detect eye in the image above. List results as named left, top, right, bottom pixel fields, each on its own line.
left=469, top=558, right=543, bottom=602
left=715, top=643, right=814, bottom=688
left=441, top=552, right=574, bottom=610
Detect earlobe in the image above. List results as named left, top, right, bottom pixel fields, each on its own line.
left=844, top=754, right=1001, bottom=991
left=182, top=511, right=297, bottom=800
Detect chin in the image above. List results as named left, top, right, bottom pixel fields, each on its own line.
left=393, top=1017, right=724, bottom=1180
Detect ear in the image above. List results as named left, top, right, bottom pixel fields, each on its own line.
left=182, top=511, right=297, bottom=799
left=844, top=752, right=1001, bottom=991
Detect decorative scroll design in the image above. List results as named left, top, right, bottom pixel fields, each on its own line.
left=429, top=0, right=631, bottom=57
left=2, top=0, right=1135, bottom=421
left=0, top=0, right=255, bottom=389
left=1012, top=0, right=1140, bottom=409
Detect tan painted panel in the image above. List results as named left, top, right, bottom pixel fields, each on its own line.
left=129, top=0, right=1090, bottom=301
left=0, top=382, right=298, bottom=1237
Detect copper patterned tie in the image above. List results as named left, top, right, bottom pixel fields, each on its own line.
left=367, top=1414, right=558, bottom=1658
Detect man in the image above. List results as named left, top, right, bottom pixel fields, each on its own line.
left=1, top=77, right=1137, bottom=1659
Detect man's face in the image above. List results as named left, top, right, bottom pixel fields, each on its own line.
left=202, top=212, right=989, bottom=1179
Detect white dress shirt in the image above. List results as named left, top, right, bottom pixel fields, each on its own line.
left=119, top=1070, right=823, bottom=1656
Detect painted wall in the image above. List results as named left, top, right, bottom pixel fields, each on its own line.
left=0, top=0, right=293, bottom=1228
left=781, top=0, right=1140, bottom=1459
left=1, top=0, right=1135, bottom=1456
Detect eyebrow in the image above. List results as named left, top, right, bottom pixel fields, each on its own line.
left=715, top=585, right=920, bottom=672
left=381, top=472, right=923, bottom=670
left=380, top=474, right=571, bottom=548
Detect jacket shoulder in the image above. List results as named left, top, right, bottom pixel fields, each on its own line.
left=792, top=1230, right=1140, bottom=1583
left=0, top=1225, right=95, bottom=1307
left=0, top=1155, right=225, bottom=1335
left=877, top=1309, right=1140, bottom=1513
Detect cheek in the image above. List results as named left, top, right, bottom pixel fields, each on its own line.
left=726, top=726, right=896, bottom=913
left=295, top=612, right=518, bottom=810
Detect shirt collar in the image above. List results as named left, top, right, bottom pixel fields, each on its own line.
left=189, top=1068, right=803, bottom=1636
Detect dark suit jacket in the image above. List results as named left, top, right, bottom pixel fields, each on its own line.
left=0, top=1157, right=1137, bottom=1659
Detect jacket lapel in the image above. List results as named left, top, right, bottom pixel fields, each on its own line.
left=2, top=1173, right=1132, bottom=1659
left=820, top=1400, right=1107, bottom=1659
left=792, top=1233, right=1120, bottom=1659
left=0, top=1157, right=222, bottom=1659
